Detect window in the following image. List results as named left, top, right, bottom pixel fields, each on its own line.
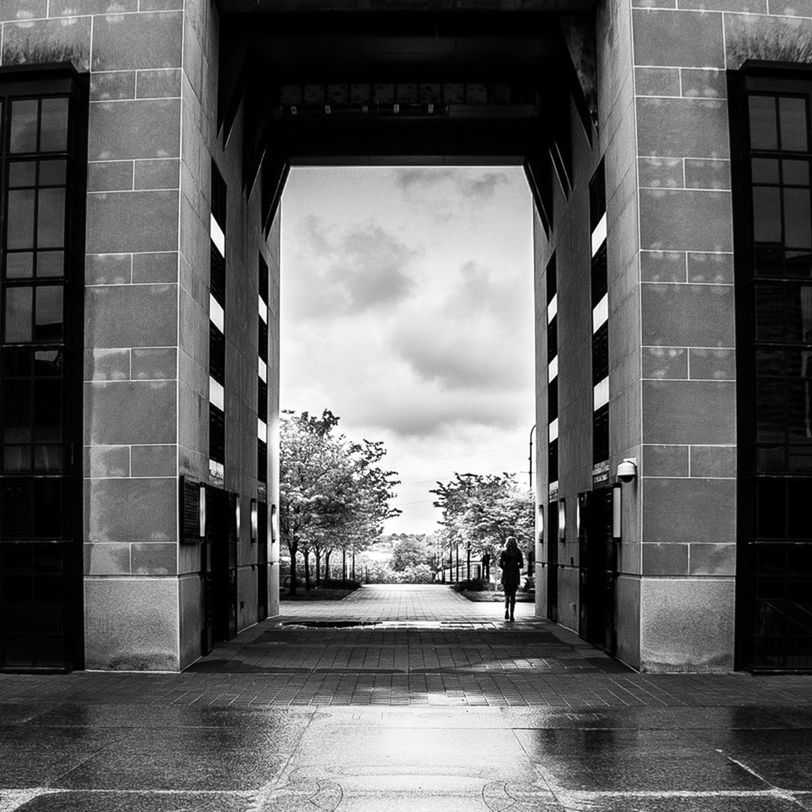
left=0, top=67, right=86, bottom=671
left=731, top=67, right=812, bottom=671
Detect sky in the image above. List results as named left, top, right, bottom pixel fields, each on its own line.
left=280, top=166, right=535, bottom=534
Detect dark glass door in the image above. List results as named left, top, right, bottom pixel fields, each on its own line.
left=202, top=486, right=239, bottom=650
left=546, top=499, right=558, bottom=622
left=581, top=488, right=616, bottom=655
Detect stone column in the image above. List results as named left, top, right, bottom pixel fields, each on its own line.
left=629, top=2, right=812, bottom=671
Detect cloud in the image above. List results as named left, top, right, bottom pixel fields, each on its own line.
left=389, top=259, right=531, bottom=392
left=392, top=168, right=510, bottom=218
left=284, top=216, right=421, bottom=320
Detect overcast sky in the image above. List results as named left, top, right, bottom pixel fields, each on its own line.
left=280, top=166, right=535, bottom=534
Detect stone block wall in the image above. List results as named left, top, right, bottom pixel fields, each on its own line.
left=536, top=0, right=811, bottom=671
left=631, top=0, right=811, bottom=671
left=0, top=0, right=281, bottom=670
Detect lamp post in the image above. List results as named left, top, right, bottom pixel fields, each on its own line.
left=528, top=424, right=537, bottom=491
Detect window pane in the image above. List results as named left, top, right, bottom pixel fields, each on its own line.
left=787, top=378, right=811, bottom=441
left=788, top=480, right=812, bottom=538
left=0, top=480, right=32, bottom=535
left=6, top=253, right=33, bottom=279
left=37, top=251, right=64, bottom=278
left=3, top=380, right=31, bottom=442
left=783, top=160, right=809, bottom=186
left=40, top=98, right=69, bottom=152
left=757, top=378, right=785, bottom=441
left=779, top=97, right=809, bottom=152
left=34, top=286, right=63, bottom=341
left=757, top=480, right=785, bottom=537
left=786, top=251, right=812, bottom=279
left=33, top=479, right=63, bottom=537
left=10, top=99, right=38, bottom=153
left=754, top=246, right=784, bottom=276
left=789, top=445, right=812, bottom=473
left=753, top=186, right=781, bottom=243
left=5, top=286, right=32, bottom=343
left=39, top=160, right=66, bottom=186
left=3, top=348, right=31, bottom=377
left=756, top=349, right=785, bottom=376
left=784, top=188, right=812, bottom=249
left=34, top=349, right=63, bottom=376
left=7, top=189, right=36, bottom=249
left=3, top=445, right=31, bottom=473
left=800, top=286, right=812, bottom=343
left=752, top=158, right=779, bottom=184
left=755, top=285, right=785, bottom=341
left=758, top=445, right=787, bottom=471
left=8, top=161, right=36, bottom=188
left=750, top=96, right=779, bottom=150
left=34, top=379, right=62, bottom=441
left=34, top=445, right=63, bottom=472
left=37, top=188, right=65, bottom=249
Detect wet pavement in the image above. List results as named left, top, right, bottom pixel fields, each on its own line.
left=1, top=584, right=811, bottom=810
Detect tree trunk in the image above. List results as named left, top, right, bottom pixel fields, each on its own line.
left=325, top=550, right=332, bottom=580
left=304, top=549, right=312, bottom=590
left=315, top=548, right=321, bottom=585
left=287, top=540, right=298, bottom=596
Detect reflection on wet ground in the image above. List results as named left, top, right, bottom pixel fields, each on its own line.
left=1, top=585, right=811, bottom=810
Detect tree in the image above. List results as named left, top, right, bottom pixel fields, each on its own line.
left=390, top=534, right=434, bottom=572
left=279, top=409, right=401, bottom=594
left=431, top=472, right=534, bottom=579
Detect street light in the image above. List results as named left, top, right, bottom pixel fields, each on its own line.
left=529, top=424, right=537, bottom=491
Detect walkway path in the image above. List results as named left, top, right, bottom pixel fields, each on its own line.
left=1, top=584, right=811, bottom=811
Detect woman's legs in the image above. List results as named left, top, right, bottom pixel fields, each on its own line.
left=505, top=586, right=517, bottom=620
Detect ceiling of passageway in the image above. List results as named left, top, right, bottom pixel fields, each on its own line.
left=214, top=1, right=598, bottom=232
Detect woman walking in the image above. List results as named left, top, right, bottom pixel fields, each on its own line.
left=498, top=536, right=524, bottom=622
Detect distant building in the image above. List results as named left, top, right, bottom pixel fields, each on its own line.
left=0, top=1, right=809, bottom=673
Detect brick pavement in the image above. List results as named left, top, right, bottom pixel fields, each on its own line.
left=0, top=585, right=810, bottom=710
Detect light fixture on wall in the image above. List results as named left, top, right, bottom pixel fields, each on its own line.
left=616, top=458, right=637, bottom=483
left=612, top=484, right=622, bottom=540
left=250, top=499, right=258, bottom=543
left=235, top=496, right=241, bottom=539
left=198, top=484, right=207, bottom=540
left=558, top=499, right=566, bottom=542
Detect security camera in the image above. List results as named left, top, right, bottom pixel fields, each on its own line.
left=617, top=458, right=637, bottom=483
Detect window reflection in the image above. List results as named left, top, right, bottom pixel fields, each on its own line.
left=8, top=161, right=36, bottom=187
left=5, top=286, right=32, bottom=342
left=39, top=98, right=68, bottom=153
left=37, top=188, right=65, bottom=249
left=36, top=251, right=63, bottom=278
left=753, top=186, right=781, bottom=243
left=779, top=97, right=809, bottom=152
left=6, top=253, right=33, bottom=279
left=750, top=96, right=779, bottom=150
left=7, top=190, right=35, bottom=249
left=10, top=99, right=38, bottom=153
left=784, top=188, right=812, bottom=248
left=34, top=286, right=63, bottom=341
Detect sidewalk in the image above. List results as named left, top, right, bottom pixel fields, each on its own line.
left=1, top=584, right=811, bottom=811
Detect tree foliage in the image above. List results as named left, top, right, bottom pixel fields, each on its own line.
left=389, top=533, right=436, bottom=572
left=430, top=472, right=534, bottom=565
left=279, top=409, right=400, bottom=593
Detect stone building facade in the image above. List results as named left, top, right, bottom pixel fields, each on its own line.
left=0, top=0, right=809, bottom=673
